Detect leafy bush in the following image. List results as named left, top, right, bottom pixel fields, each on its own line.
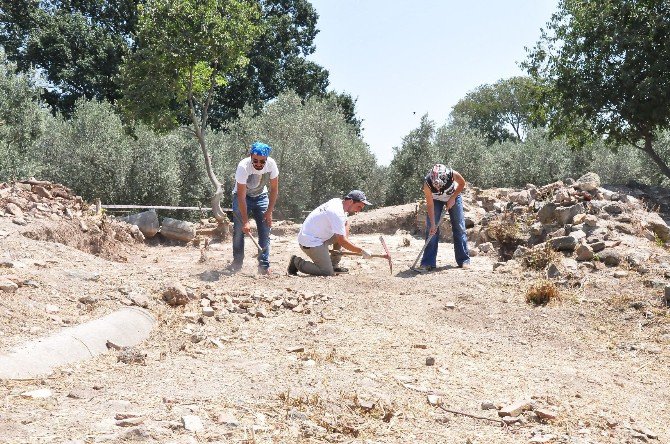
left=212, top=92, right=383, bottom=218
left=0, top=51, right=50, bottom=180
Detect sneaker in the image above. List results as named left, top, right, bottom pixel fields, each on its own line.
left=258, top=267, right=272, bottom=275
left=333, top=266, right=349, bottom=273
left=459, top=263, right=471, bottom=269
left=287, top=255, right=298, bottom=276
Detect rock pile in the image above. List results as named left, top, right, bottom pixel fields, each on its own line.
left=414, top=173, right=670, bottom=275
left=0, top=179, right=87, bottom=225
left=0, top=179, right=143, bottom=261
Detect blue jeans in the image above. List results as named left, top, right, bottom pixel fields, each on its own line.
left=421, top=195, right=470, bottom=267
left=232, top=193, right=270, bottom=269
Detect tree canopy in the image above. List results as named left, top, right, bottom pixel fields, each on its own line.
left=525, top=0, right=670, bottom=179
left=0, top=0, right=137, bottom=113
left=450, top=76, right=545, bottom=145
left=120, top=0, right=262, bottom=220
left=0, top=0, right=356, bottom=125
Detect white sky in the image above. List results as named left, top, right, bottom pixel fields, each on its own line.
left=307, top=1, right=558, bottom=165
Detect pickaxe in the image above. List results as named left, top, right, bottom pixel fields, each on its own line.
left=330, top=236, right=393, bottom=274
left=232, top=212, right=267, bottom=258
left=409, top=233, right=435, bottom=272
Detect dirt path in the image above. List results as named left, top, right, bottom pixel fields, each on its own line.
left=1, top=223, right=669, bottom=443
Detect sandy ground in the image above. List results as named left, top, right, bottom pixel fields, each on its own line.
left=0, top=215, right=669, bottom=444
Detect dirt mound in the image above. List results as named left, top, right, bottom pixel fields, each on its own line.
left=348, top=203, right=418, bottom=234
left=21, top=218, right=139, bottom=262
left=1, top=180, right=142, bottom=261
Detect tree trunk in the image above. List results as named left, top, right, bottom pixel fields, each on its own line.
left=638, top=133, right=670, bottom=181
left=189, top=95, right=226, bottom=223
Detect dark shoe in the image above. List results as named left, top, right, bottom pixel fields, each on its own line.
left=333, top=266, right=349, bottom=273
left=258, top=267, right=272, bottom=276
left=411, top=265, right=434, bottom=273
left=287, top=255, right=298, bottom=275
left=226, top=261, right=242, bottom=273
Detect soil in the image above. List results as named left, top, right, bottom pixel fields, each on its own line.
left=1, top=197, right=669, bottom=444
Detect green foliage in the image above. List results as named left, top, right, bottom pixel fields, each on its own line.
left=120, top=0, right=262, bottom=131
left=0, top=51, right=49, bottom=179
left=451, top=76, right=546, bottom=145
left=211, top=91, right=381, bottom=218
left=209, top=0, right=331, bottom=126
left=386, top=114, right=661, bottom=206
left=525, top=0, right=670, bottom=179
left=37, top=100, right=133, bottom=202
left=0, top=0, right=136, bottom=114
left=385, top=115, right=440, bottom=205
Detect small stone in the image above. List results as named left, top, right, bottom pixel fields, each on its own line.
left=67, top=389, right=95, bottom=399
left=128, top=291, right=150, bottom=308
left=21, top=389, right=53, bottom=399
left=283, top=299, right=299, bottom=309
left=425, top=357, right=435, bottom=366
left=287, top=346, right=304, bottom=353
left=427, top=394, right=441, bottom=406
left=217, top=411, right=239, bottom=426
left=182, top=415, right=204, bottom=432
left=535, top=408, right=558, bottom=421
left=78, top=295, right=99, bottom=304
left=529, top=434, right=556, bottom=443
left=630, top=301, right=647, bottom=310
left=116, top=416, right=145, bottom=427
left=502, top=416, right=520, bottom=425
left=0, top=279, right=18, bottom=293
left=499, top=400, right=531, bottom=417
left=445, top=302, right=456, bottom=309
left=163, top=283, right=190, bottom=306
left=633, top=426, right=658, bottom=440
left=45, top=304, right=59, bottom=314
left=255, top=307, right=268, bottom=318
left=481, top=401, right=496, bottom=410
left=613, top=270, right=628, bottom=278
left=202, top=306, right=215, bottom=317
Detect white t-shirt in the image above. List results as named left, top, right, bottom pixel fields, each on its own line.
left=298, top=198, right=347, bottom=247
left=234, top=156, right=279, bottom=197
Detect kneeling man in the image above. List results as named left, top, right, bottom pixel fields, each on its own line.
left=287, top=190, right=372, bottom=276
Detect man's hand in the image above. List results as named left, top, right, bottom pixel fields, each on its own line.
left=446, top=197, right=456, bottom=210
left=242, top=221, right=251, bottom=234
left=361, top=249, right=372, bottom=259
left=264, top=210, right=273, bottom=228
left=429, top=224, right=438, bottom=236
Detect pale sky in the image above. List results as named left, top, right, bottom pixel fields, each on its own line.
left=307, top=1, right=558, bottom=165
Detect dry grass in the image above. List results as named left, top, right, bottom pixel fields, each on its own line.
left=277, top=390, right=397, bottom=439
left=607, top=292, right=634, bottom=311
left=522, top=244, right=561, bottom=271
left=526, top=280, right=562, bottom=305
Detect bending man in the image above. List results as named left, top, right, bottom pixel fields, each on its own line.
left=229, top=141, right=279, bottom=275
left=287, top=190, right=372, bottom=276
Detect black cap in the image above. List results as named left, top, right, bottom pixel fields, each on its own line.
left=345, top=190, right=372, bottom=205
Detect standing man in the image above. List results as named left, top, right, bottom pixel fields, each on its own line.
left=287, top=190, right=374, bottom=276
left=229, top=141, right=279, bottom=275
left=416, top=164, right=470, bottom=271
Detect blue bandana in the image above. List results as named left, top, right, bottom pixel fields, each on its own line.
left=250, top=142, right=272, bottom=157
